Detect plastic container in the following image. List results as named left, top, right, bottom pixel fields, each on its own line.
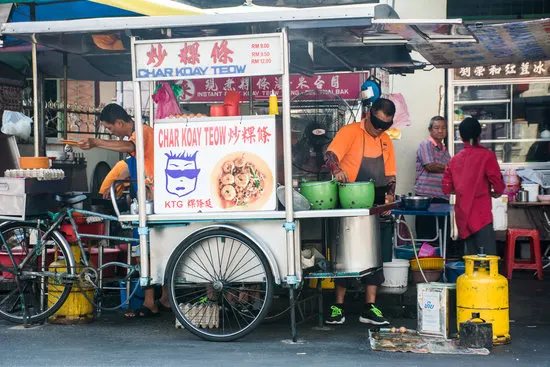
left=521, top=183, right=539, bottom=202
left=268, top=91, right=279, bottom=115
left=224, top=104, right=240, bottom=116
left=394, top=245, right=441, bottom=260
left=412, top=269, right=442, bottom=283
left=381, top=259, right=410, bottom=287
left=410, top=256, right=444, bottom=271
left=119, top=278, right=145, bottom=310
left=210, top=105, right=225, bottom=116
left=445, top=261, right=465, bottom=283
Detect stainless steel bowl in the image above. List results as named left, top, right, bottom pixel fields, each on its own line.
left=401, top=196, right=432, bottom=210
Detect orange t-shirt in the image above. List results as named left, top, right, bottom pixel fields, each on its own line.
left=327, top=122, right=396, bottom=182
left=130, top=124, right=155, bottom=183
left=99, top=160, right=130, bottom=196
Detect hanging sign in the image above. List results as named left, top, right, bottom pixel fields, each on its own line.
left=134, top=33, right=283, bottom=81
left=454, top=60, right=550, bottom=80
left=175, top=73, right=364, bottom=102
left=154, top=115, right=277, bottom=213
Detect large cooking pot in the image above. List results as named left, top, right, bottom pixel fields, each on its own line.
left=401, top=195, right=432, bottom=210
left=338, top=181, right=375, bottom=209
left=300, top=180, right=338, bottom=209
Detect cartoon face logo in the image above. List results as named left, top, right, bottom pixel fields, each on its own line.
left=165, top=151, right=200, bottom=197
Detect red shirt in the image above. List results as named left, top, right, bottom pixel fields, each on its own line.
left=442, top=143, right=505, bottom=239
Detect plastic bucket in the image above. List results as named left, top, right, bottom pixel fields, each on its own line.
left=381, top=259, right=410, bottom=287
left=119, top=278, right=144, bottom=310
left=521, top=183, right=539, bottom=202
left=445, top=261, right=465, bottom=283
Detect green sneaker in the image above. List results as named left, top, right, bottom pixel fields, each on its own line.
left=325, top=304, right=345, bottom=325
left=359, top=304, right=389, bottom=325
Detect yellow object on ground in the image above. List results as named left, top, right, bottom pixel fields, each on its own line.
left=48, top=246, right=95, bottom=324
left=456, top=255, right=510, bottom=344
left=91, top=0, right=206, bottom=16
left=308, top=278, right=335, bottom=289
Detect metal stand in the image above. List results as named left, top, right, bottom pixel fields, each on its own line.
left=289, top=287, right=297, bottom=342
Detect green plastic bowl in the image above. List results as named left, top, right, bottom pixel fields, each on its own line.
left=338, top=181, right=375, bottom=209
left=300, top=180, right=338, bottom=210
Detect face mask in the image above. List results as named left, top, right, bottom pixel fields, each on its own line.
left=369, top=110, right=393, bottom=131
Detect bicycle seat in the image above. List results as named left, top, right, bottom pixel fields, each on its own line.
left=55, top=194, right=88, bottom=205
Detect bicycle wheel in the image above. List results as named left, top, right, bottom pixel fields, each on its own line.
left=0, top=222, right=74, bottom=324
left=166, top=228, right=274, bottom=342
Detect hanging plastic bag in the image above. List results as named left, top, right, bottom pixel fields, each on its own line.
left=152, top=81, right=182, bottom=119
left=1, top=110, right=32, bottom=140
left=386, top=93, right=411, bottom=129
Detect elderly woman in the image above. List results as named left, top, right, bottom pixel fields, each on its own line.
left=414, top=116, right=451, bottom=241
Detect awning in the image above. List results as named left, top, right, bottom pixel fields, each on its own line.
left=1, top=4, right=548, bottom=80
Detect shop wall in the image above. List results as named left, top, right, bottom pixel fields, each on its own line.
left=389, top=0, right=447, bottom=196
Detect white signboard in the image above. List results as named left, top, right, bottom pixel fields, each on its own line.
left=134, top=33, right=283, bottom=81
left=154, top=115, right=277, bottom=213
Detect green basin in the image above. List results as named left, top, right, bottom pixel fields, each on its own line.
left=300, top=180, right=338, bottom=210
left=338, top=181, right=375, bottom=209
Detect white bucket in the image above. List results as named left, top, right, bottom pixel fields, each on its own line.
left=381, top=259, right=410, bottom=287
left=521, top=183, right=540, bottom=202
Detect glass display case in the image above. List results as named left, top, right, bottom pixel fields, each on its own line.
left=448, top=66, right=550, bottom=168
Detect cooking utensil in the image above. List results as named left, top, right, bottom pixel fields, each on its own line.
left=276, top=185, right=311, bottom=211
left=515, top=189, right=529, bottom=202
left=338, top=181, right=375, bottom=209
left=59, top=139, right=79, bottom=146
left=401, top=195, right=432, bottom=210
left=300, top=179, right=338, bottom=210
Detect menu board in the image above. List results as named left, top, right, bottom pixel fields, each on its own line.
left=154, top=115, right=277, bottom=213
left=134, top=33, right=283, bottom=81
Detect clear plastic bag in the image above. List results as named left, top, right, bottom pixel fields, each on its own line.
left=1, top=110, right=32, bottom=140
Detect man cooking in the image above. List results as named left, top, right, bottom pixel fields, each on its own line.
left=324, top=97, right=396, bottom=325
left=78, top=104, right=170, bottom=318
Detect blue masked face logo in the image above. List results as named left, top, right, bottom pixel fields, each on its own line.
left=165, top=151, right=200, bottom=197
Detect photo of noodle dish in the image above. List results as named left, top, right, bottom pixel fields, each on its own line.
left=211, top=152, right=273, bottom=210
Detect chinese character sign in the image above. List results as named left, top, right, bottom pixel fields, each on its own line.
left=134, top=34, right=283, bottom=81
left=154, top=116, right=277, bottom=213
left=454, top=60, right=550, bottom=80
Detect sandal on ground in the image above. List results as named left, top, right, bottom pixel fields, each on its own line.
left=124, top=305, right=161, bottom=319
left=156, top=300, right=172, bottom=313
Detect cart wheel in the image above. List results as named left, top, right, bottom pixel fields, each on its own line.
left=165, top=228, right=274, bottom=342
left=0, top=222, right=74, bottom=324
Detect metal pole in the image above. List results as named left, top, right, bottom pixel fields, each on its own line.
left=130, top=37, right=149, bottom=286
left=63, top=52, right=68, bottom=139
left=281, top=28, right=296, bottom=280
left=38, top=73, right=45, bottom=157
left=32, top=42, right=39, bottom=157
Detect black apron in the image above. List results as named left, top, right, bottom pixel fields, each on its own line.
left=355, top=132, right=388, bottom=205
left=356, top=132, right=393, bottom=263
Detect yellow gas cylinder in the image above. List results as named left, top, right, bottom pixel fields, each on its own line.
left=48, top=246, right=95, bottom=324
left=456, top=254, right=510, bottom=344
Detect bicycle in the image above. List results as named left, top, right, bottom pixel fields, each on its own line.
left=0, top=193, right=140, bottom=324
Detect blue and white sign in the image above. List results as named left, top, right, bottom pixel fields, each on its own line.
left=133, top=33, right=283, bottom=81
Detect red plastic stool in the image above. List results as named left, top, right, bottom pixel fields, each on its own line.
left=505, top=228, right=544, bottom=280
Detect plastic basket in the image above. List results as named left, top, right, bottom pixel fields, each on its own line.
left=395, top=245, right=440, bottom=260
left=409, top=256, right=444, bottom=271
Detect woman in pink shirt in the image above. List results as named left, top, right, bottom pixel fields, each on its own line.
left=442, top=117, right=505, bottom=255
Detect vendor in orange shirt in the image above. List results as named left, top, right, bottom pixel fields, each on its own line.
left=324, top=97, right=396, bottom=326
left=78, top=103, right=168, bottom=318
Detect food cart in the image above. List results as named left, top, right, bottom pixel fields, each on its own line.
left=2, top=3, right=549, bottom=342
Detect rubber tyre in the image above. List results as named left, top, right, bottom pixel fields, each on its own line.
left=165, top=228, right=274, bottom=342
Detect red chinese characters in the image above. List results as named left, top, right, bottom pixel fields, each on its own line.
left=242, top=126, right=256, bottom=144
left=211, top=40, right=234, bottom=64
left=187, top=199, right=214, bottom=209
left=257, top=126, right=271, bottom=144
left=179, top=42, right=201, bottom=65
left=146, top=44, right=168, bottom=67
left=228, top=125, right=241, bottom=145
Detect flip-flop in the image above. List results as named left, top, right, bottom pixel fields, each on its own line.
left=124, top=305, right=161, bottom=319
left=156, top=300, right=172, bottom=313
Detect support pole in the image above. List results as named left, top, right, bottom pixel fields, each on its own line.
left=63, top=53, right=68, bottom=139
left=130, top=37, right=150, bottom=287
left=32, top=42, right=39, bottom=157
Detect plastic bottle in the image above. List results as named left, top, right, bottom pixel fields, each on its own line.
left=268, top=91, right=279, bottom=115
